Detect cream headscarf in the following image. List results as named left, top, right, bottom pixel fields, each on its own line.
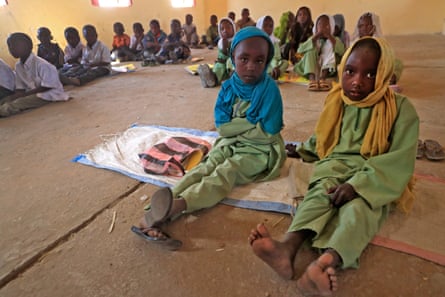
left=315, top=37, right=414, bottom=212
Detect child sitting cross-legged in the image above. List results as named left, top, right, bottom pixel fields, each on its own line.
left=59, top=24, right=111, bottom=86
left=249, top=37, right=419, bottom=296
left=132, top=27, right=286, bottom=250
left=1, top=33, right=69, bottom=117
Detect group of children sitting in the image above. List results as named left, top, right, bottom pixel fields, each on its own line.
left=197, top=9, right=403, bottom=93
left=0, top=9, right=402, bottom=118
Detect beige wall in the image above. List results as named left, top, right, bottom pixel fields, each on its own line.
left=1, top=0, right=444, bottom=67
left=228, top=0, right=445, bottom=36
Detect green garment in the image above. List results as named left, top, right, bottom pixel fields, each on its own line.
left=212, top=46, right=233, bottom=84
left=289, top=94, right=419, bottom=268
left=268, top=42, right=289, bottom=76
left=293, top=36, right=345, bottom=77
left=206, top=25, right=219, bottom=44
left=172, top=99, right=285, bottom=213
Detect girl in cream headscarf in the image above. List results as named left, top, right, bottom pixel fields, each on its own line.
left=256, top=15, right=289, bottom=79
left=292, top=14, right=345, bottom=91
left=249, top=37, right=419, bottom=296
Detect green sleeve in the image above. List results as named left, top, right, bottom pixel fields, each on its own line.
left=347, top=95, right=419, bottom=209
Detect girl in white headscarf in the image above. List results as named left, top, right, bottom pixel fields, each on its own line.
left=292, top=14, right=346, bottom=91
left=256, top=15, right=289, bottom=80
left=352, top=12, right=403, bottom=92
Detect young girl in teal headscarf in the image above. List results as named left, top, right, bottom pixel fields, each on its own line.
left=135, top=27, right=286, bottom=250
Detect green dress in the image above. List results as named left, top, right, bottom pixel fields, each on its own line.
left=212, top=46, right=233, bottom=84
left=293, top=36, right=345, bottom=77
left=172, top=99, right=285, bottom=212
left=290, top=93, right=419, bottom=268
left=268, top=41, right=289, bottom=76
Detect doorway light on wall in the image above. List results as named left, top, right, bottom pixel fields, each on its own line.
left=171, top=0, right=195, bottom=8
left=0, top=0, right=8, bottom=6
left=91, top=0, right=132, bottom=7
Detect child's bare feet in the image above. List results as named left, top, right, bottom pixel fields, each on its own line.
left=248, top=223, right=295, bottom=280
left=296, top=252, right=338, bottom=296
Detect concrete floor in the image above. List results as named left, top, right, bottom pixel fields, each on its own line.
left=1, top=35, right=444, bottom=297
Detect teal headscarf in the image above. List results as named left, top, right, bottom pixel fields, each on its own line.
left=214, top=26, right=283, bottom=135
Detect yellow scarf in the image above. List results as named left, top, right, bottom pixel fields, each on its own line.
left=315, top=37, right=414, bottom=213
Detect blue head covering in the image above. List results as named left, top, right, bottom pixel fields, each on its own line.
left=214, top=27, right=283, bottom=135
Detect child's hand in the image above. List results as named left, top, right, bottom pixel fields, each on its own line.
left=327, top=183, right=357, bottom=208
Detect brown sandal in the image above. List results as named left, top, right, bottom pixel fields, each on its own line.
left=424, top=139, right=445, bottom=161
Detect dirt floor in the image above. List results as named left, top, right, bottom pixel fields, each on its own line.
left=1, top=35, right=444, bottom=297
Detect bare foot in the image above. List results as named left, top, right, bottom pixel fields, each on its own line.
left=296, top=252, right=338, bottom=296
left=248, top=223, right=295, bottom=280
left=139, top=218, right=168, bottom=240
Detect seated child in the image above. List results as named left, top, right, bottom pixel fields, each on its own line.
left=134, top=27, right=286, bottom=249
left=157, top=19, right=191, bottom=64
left=256, top=15, right=289, bottom=80
left=353, top=12, right=403, bottom=92
left=182, top=14, right=200, bottom=48
left=273, top=11, right=294, bottom=47
left=333, top=14, right=350, bottom=49
left=235, top=8, right=256, bottom=31
left=37, top=27, right=64, bottom=69
left=197, top=17, right=236, bottom=88
left=142, top=19, right=167, bottom=60
left=63, top=27, right=84, bottom=65
left=111, top=22, right=132, bottom=61
left=1, top=33, right=69, bottom=117
left=0, top=58, right=15, bottom=99
left=249, top=37, right=419, bottom=296
left=129, top=22, right=145, bottom=60
left=293, top=14, right=345, bottom=91
left=282, top=6, right=313, bottom=63
left=227, top=11, right=236, bottom=22
left=59, top=25, right=111, bottom=86
left=201, top=14, right=219, bottom=49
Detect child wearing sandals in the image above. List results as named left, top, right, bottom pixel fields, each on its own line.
left=133, top=27, right=286, bottom=250
left=250, top=37, right=419, bottom=296
left=256, top=15, right=289, bottom=80
left=293, top=14, right=345, bottom=92
left=197, top=17, right=236, bottom=88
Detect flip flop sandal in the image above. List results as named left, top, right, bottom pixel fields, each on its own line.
left=424, top=139, right=445, bottom=161
left=197, top=64, right=216, bottom=88
left=318, top=80, right=332, bottom=91
left=144, top=187, right=174, bottom=228
left=307, top=80, right=320, bottom=91
left=131, top=226, right=183, bottom=251
left=416, top=139, right=424, bottom=159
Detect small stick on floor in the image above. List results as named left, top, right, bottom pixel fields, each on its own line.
left=108, top=210, right=117, bottom=233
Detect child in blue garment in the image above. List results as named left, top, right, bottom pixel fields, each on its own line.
left=197, top=17, right=236, bottom=88
left=37, top=27, right=64, bottom=69
left=142, top=19, right=167, bottom=60
left=249, top=37, right=418, bottom=296
left=133, top=27, right=286, bottom=249
left=256, top=15, right=289, bottom=80
left=293, top=14, right=345, bottom=92
left=1, top=33, right=69, bottom=117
